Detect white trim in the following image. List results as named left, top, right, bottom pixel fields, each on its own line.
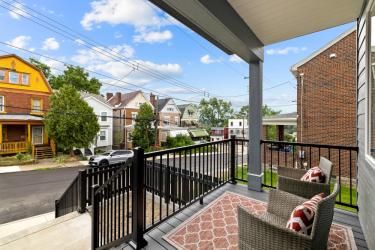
left=291, top=26, right=356, bottom=73
left=84, top=96, right=113, bottom=109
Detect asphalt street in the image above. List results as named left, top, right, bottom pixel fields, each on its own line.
left=0, top=166, right=85, bottom=224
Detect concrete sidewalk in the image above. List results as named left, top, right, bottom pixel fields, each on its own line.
left=0, top=212, right=90, bottom=250
left=0, top=160, right=88, bottom=174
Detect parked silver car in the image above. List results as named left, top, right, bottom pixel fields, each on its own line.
left=89, top=150, right=134, bottom=167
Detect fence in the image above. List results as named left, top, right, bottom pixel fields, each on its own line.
left=91, top=139, right=235, bottom=249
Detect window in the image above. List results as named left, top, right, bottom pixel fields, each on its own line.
left=163, top=116, right=170, bottom=126
left=9, top=72, right=19, bottom=84
left=230, top=122, right=233, bottom=126
left=239, top=121, right=242, bottom=126
left=370, top=8, right=375, bottom=158
left=127, top=132, right=133, bottom=142
left=131, top=112, right=137, bottom=125
left=175, top=116, right=179, bottom=126
left=0, top=96, right=4, bottom=112
left=101, top=112, right=107, bottom=122
left=0, top=70, right=5, bottom=81
left=99, top=130, right=107, bottom=141
left=22, top=74, right=29, bottom=85
left=32, top=99, right=42, bottom=112
left=167, top=107, right=174, bottom=112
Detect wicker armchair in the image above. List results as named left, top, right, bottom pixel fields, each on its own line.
left=278, top=157, right=333, bottom=199
left=238, top=183, right=340, bottom=250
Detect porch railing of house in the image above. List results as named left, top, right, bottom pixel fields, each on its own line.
left=55, top=164, right=124, bottom=218
left=0, top=141, right=29, bottom=154
left=235, top=139, right=359, bottom=210
left=91, top=139, right=234, bottom=249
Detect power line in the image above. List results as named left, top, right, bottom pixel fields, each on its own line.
left=0, top=44, right=201, bottom=104
left=2, top=0, right=211, bottom=96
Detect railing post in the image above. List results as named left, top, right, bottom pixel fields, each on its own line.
left=229, top=135, right=237, bottom=184
left=91, top=184, right=99, bottom=250
left=129, top=147, right=147, bottom=249
left=54, top=200, right=59, bottom=218
left=79, top=170, right=87, bottom=213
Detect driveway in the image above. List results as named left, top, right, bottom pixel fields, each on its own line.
left=0, top=166, right=86, bottom=224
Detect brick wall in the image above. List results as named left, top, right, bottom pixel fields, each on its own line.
left=295, top=30, right=357, bottom=177
left=1, top=91, right=49, bottom=114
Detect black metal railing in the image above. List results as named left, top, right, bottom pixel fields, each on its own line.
left=260, top=140, right=358, bottom=209
left=91, top=161, right=133, bottom=250
left=55, top=164, right=124, bottom=218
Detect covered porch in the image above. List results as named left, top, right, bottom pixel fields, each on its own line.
left=0, top=115, right=51, bottom=156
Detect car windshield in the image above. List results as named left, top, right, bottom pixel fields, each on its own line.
left=101, top=152, right=111, bottom=156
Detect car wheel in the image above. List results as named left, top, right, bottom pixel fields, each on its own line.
left=99, top=160, right=109, bottom=167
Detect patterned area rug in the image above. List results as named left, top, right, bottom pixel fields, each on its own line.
left=163, top=192, right=357, bottom=250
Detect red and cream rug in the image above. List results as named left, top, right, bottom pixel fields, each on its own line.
left=163, top=192, right=357, bottom=250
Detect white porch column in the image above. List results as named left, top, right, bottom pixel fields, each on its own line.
left=248, top=60, right=263, bottom=191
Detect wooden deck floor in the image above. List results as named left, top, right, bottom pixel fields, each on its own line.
left=116, top=183, right=368, bottom=250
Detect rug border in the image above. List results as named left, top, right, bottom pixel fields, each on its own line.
left=161, top=191, right=357, bottom=250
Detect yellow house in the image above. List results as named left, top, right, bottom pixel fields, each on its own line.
left=0, top=54, right=55, bottom=158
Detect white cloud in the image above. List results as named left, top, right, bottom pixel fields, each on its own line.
left=71, top=44, right=182, bottom=86
left=229, top=54, right=243, bottom=63
left=200, top=54, right=221, bottom=64
left=7, top=35, right=31, bottom=49
left=81, top=0, right=170, bottom=30
left=266, top=46, right=307, bottom=56
left=75, top=39, right=86, bottom=46
left=9, top=2, right=30, bottom=20
left=38, top=56, right=66, bottom=75
left=42, top=37, right=60, bottom=50
left=133, top=30, right=172, bottom=44
left=156, top=87, right=194, bottom=95
left=71, top=44, right=135, bottom=65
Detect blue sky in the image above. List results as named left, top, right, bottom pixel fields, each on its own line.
left=0, top=0, right=355, bottom=113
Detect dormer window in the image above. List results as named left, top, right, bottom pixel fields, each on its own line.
left=9, top=71, right=19, bottom=84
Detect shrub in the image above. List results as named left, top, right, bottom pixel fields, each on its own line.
left=15, top=153, right=33, bottom=161
left=165, top=135, right=194, bottom=148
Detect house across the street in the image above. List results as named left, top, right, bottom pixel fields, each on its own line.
left=210, top=127, right=228, bottom=141
left=81, top=92, right=113, bottom=154
left=0, top=54, right=55, bottom=158
left=178, top=104, right=199, bottom=127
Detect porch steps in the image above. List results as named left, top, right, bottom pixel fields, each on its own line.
left=34, top=146, right=54, bottom=160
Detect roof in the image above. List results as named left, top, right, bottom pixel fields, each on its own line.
left=108, top=91, right=143, bottom=108
left=177, top=104, right=189, bottom=113
left=150, top=0, right=364, bottom=62
left=263, top=112, right=297, bottom=126
left=80, top=92, right=113, bottom=108
left=189, top=129, right=209, bottom=138
left=291, top=27, right=356, bottom=73
left=0, top=114, right=43, bottom=121
left=0, top=54, right=53, bottom=93
left=156, top=98, right=171, bottom=111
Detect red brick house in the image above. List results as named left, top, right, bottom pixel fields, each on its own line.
left=107, top=91, right=153, bottom=149
left=291, top=27, right=357, bottom=176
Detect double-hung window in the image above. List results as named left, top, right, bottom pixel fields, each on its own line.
left=0, top=70, right=5, bottom=81
left=9, top=72, right=19, bottom=84
left=22, top=74, right=29, bottom=85
left=99, top=130, right=106, bottom=141
left=101, top=112, right=107, bottom=122
left=0, top=96, right=4, bottom=112
left=32, top=99, right=42, bottom=112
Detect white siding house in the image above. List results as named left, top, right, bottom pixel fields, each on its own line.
left=228, top=119, right=248, bottom=139
left=81, top=92, right=113, bottom=153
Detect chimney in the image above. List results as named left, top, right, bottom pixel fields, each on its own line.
left=106, top=93, right=113, bottom=100
left=115, top=92, right=122, bottom=105
left=150, top=93, right=156, bottom=107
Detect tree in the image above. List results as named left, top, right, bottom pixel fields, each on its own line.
left=132, top=103, right=155, bottom=151
left=234, top=104, right=281, bottom=118
left=44, top=85, right=100, bottom=152
left=198, top=98, right=233, bottom=128
left=29, top=58, right=52, bottom=79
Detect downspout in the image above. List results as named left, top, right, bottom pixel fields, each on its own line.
left=299, top=73, right=304, bottom=142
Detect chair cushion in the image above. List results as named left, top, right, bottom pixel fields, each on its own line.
left=286, top=193, right=325, bottom=235
left=300, top=166, right=326, bottom=183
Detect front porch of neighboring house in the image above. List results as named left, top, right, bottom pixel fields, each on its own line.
left=0, top=116, right=55, bottom=158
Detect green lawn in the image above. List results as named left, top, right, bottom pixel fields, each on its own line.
left=235, top=166, right=357, bottom=212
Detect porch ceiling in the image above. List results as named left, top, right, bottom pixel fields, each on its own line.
left=150, top=0, right=364, bottom=62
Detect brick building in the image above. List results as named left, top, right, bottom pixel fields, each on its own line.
left=291, top=27, right=357, bottom=177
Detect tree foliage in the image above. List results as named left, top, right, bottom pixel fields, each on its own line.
left=132, top=103, right=155, bottom=151
left=29, top=58, right=52, bottom=80
left=234, top=104, right=281, bottom=118
left=198, top=98, right=233, bottom=128
left=44, top=85, right=100, bottom=151
left=165, top=135, right=194, bottom=148
left=49, top=66, right=102, bottom=94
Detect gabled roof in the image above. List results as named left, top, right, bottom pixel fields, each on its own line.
left=157, top=98, right=180, bottom=113
left=0, top=54, right=53, bottom=93
left=291, top=27, right=356, bottom=73
left=108, top=91, right=145, bottom=108
left=177, top=104, right=189, bottom=114
left=80, top=91, right=113, bottom=109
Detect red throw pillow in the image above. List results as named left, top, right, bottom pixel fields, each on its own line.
left=300, top=166, right=326, bottom=183
left=286, top=193, right=325, bottom=235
